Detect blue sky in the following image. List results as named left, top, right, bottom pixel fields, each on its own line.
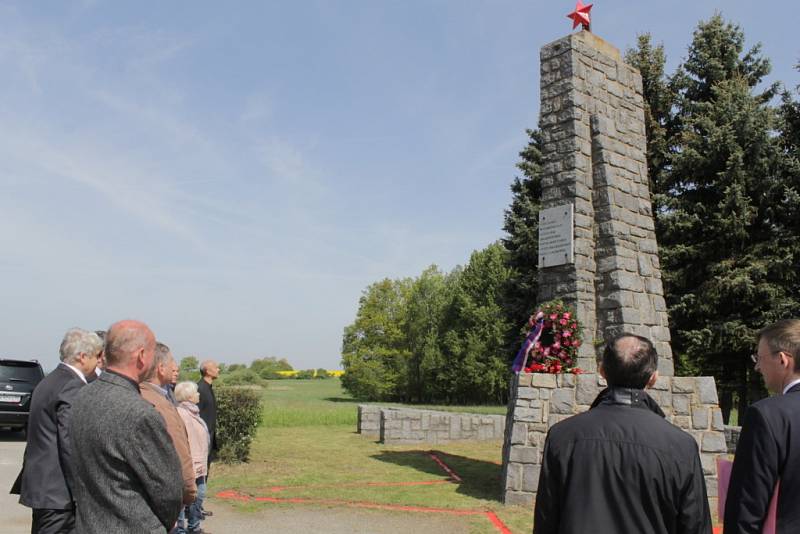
left=1, top=1, right=797, bottom=372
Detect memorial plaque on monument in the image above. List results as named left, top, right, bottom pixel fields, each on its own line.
left=538, top=204, right=574, bottom=267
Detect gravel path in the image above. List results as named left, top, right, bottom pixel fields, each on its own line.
left=201, top=499, right=474, bottom=534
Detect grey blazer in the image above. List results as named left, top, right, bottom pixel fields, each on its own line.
left=18, top=363, right=85, bottom=509
left=69, top=370, right=183, bottom=533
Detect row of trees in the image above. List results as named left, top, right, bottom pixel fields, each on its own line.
left=342, top=14, right=800, bottom=418
left=341, top=244, right=515, bottom=404
left=177, top=355, right=329, bottom=386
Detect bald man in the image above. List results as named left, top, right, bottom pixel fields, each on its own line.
left=69, top=320, right=183, bottom=534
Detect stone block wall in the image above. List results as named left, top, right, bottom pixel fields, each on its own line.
left=536, top=30, right=672, bottom=376
left=502, top=373, right=726, bottom=511
left=357, top=405, right=382, bottom=438
left=357, top=405, right=506, bottom=445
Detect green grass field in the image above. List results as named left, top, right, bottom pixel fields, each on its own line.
left=210, top=379, right=533, bottom=533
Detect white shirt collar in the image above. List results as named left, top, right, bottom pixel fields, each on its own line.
left=61, top=362, right=88, bottom=384
left=782, top=378, right=800, bottom=395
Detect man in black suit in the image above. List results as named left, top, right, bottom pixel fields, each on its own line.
left=724, top=319, right=800, bottom=533
left=17, top=328, right=103, bottom=534
left=533, top=333, right=711, bottom=534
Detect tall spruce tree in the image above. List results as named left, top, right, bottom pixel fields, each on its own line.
left=625, top=34, right=676, bottom=212
left=661, top=14, right=791, bottom=420
left=501, top=129, right=544, bottom=358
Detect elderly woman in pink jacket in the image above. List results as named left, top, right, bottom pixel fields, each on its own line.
left=175, top=381, right=210, bottom=534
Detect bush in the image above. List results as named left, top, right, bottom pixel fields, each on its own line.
left=215, top=387, right=263, bottom=463
left=217, top=369, right=264, bottom=386
left=294, top=369, right=315, bottom=380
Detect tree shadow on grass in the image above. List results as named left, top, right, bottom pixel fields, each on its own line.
left=371, top=450, right=503, bottom=502
left=323, top=397, right=359, bottom=403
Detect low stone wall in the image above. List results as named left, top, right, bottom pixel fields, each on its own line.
left=357, top=405, right=382, bottom=438
left=357, top=405, right=505, bottom=444
left=725, top=425, right=742, bottom=454
left=502, top=373, right=727, bottom=511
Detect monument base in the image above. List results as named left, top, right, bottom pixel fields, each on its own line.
left=501, top=372, right=725, bottom=516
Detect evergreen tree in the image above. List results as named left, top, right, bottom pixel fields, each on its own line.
left=625, top=34, right=676, bottom=210
left=501, top=129, right=544, bottom=358
left=661, top=14, right=793, bottom=420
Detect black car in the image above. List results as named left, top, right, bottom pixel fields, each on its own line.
left=0, top=359, right=45, bottom=431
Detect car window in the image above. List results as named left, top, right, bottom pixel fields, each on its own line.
left=0, top=362, right=44, bottom=383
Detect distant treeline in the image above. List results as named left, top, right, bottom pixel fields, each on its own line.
left=177, top=355, right=341, bottom=386
left=341, top=14, right=800, bottom=419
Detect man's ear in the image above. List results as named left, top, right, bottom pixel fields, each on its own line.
left=646, top=370, right=659, bottom=389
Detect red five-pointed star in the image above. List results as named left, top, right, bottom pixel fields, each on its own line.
left=567, top=0, right=593, bottom=30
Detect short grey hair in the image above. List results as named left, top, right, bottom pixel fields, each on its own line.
left=174, top=381, right=199, bottom=403
left=59, top=328, right=104, bottom=365
left=144, top=342, right=173, bottom=381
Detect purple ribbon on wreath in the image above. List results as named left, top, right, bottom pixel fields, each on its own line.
left=511, top=313, right=545, bottom=374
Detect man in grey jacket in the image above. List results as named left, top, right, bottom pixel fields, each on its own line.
left=69, top=320, right=183, bottom=533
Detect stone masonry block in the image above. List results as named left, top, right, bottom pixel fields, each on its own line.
left=673, top=395, right=691, bottom=415
left=511, top=423, right=528, bottom=445
left=692, top=407, right=710, bottom=430
left=672, top=416, right=691, bottom=430
left=522, top=464, right=542, bottom=492
left=510, top=446, right=540, bottom=464
left=550, top=388, right=576, bottom=414
left=697, top=377, right=719, bottom=405
left=672, top=377, right=695, bottom=394
left=576, top=373, right=601, bottom=405
left=702, top=432, right=727, bottom=453
left=505, top=463, right=522, bottom=491
left=712, top=409, right=724, bottom=431
left=518, top=387, right=540, bottom=400
left=504, top=491, right=534, bottom=507
left=531, top=374, right=558, bottom=388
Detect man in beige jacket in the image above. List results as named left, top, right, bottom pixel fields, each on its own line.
left=140, top=342, right=197, bottom=505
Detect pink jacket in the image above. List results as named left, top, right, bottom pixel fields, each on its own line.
left=177, top=402, right=209, bottom=478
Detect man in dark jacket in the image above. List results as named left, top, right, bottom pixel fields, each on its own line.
left=724, top=319, right=800, bottom=533
left=533, top=333, right=711, bottom=534
left=17, top=328, right=103, bottom=534
left=197, top=360, right=219, bottom=467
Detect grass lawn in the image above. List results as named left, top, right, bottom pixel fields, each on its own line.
left=210, top=379, right=533, bottom=533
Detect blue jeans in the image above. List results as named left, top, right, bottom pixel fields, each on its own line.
left=176, top=476, right=206, bottom=534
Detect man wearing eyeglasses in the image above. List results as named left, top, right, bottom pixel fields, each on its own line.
left=724, top=319, right=800, bottom=533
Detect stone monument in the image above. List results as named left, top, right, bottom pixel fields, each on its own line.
left=500, top=30, right=726, bottom=514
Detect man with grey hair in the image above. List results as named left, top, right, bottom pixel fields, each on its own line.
left=140, top=342, right=197, bottom=507
left=18, top=328, right=102, bottom=533
left=69, top=320, right=183, bottom=533
left=725, top=319, right=800, bottom=532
